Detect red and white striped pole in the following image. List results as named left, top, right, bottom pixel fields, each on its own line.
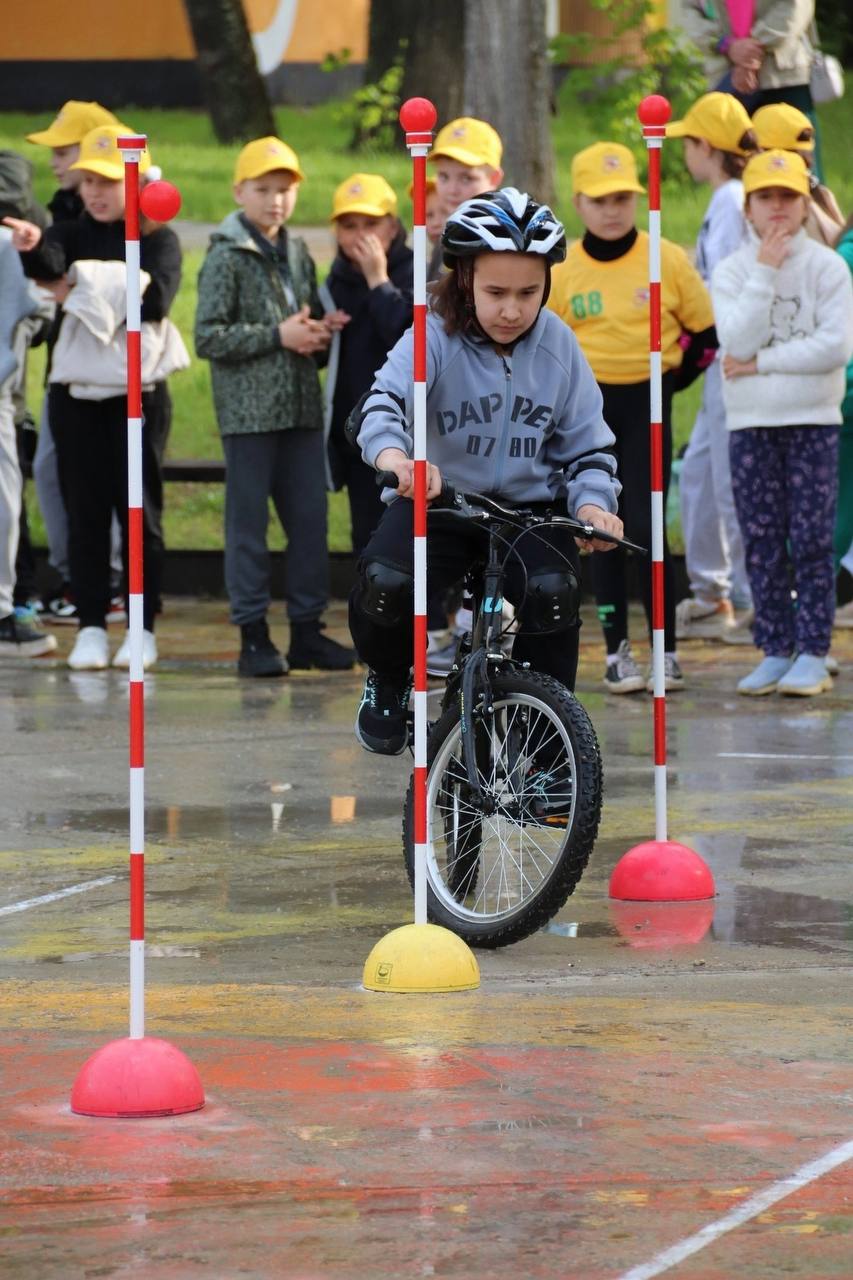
left=118, top=134, right=148, bottom=1036
left=642, top=100, right=669, bottom=844
left=361, top=99, right=479, bottom=992
left=609, top=97, right=715, bottom=905
left=70, top=141, right=204, bottom=1113
left=400, top=98, right=436, bottom=925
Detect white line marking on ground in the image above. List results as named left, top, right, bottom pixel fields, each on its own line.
left=0, top=876, right=117, bottom=917
left=718, top=752, right=853, bottom=761
left=617, top=1137, right=853, bottom=1280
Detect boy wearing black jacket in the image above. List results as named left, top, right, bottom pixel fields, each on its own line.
left=321, top=174, right=413, bottom=556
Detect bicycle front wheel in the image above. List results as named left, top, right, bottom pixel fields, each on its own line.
left=403, top=668, right=602, bottom=948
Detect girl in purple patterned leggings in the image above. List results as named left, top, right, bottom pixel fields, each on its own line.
left=712, top=149, right=853, bottom=696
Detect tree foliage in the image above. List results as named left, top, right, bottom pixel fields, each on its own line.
left=552, top=0, right=708, bottom=183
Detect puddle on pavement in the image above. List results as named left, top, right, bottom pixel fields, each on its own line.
left=31, top=794, right=401, bottom=840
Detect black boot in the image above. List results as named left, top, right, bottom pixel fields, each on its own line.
left=287, top=619, right=355, bottom=671
left=238, top=618, right=288, bottom=678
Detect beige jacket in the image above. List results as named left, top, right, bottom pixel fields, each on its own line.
left=677, top=0, right=815, bottom=89
left=50, top=259, right=189, bottom=400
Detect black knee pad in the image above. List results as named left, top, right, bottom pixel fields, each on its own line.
left=518, top=569, right=579, bottom=634
left=357, top=558, right=413, bottom=627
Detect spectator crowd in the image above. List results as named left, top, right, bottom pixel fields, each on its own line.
left=1, top=0, right=852, bottom=714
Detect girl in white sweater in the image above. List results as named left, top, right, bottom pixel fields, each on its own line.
left=713, top=149, right=853, bottom=697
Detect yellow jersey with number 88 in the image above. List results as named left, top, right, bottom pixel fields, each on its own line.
left=548, top=231, right=713, bottom=385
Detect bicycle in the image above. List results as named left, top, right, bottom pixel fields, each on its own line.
left=377, top=472, right=646, bottom=949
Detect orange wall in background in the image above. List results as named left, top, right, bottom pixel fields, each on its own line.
left=1, top=0, right=368, bottom=63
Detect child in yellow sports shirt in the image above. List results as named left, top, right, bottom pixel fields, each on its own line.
left=549, top=141, right=716, bottom=694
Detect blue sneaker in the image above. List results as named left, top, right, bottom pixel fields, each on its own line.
left=776, top=653, right=832, bottom=697
left=737, top=655, right=793, bottom=696
left=355, top=669, right=411, bottom=755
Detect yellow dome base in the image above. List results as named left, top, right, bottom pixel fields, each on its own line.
left=362, top=923, right=480, bottom=993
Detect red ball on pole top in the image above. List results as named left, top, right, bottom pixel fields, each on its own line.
left=140, top=180, right=182, bottom=222
left=399, top=97, right=437, bottom=133
left=637, top=94, right=672, bottom=127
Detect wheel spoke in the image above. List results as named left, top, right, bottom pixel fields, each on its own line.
left=423, top=686, right=591, bottom=927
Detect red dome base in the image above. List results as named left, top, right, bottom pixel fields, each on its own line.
left=71, top=1036, right=204, bottom=1118
left=609, top=839, right=716, bottom=902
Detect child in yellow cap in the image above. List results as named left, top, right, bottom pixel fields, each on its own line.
left=322, top=173, right=413, bottom=555
left=666, top=92, right=758, bottom=643
left=549, top=141, right=716, bottom=695
left=21, top=101, right=121, bottom=626
left=6, top=124, right=183, bottom=674
left=426, top=117, right=504, bottom=283
left=194, top=137, right=354, bottom=677
left=26, top=100, right=119, bottom=224
left=713, top=150, right=853, bottom=696
left=752, top=103, right=844, bottom=247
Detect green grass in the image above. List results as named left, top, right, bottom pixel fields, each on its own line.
left=6, top=80, right=851, bottom=553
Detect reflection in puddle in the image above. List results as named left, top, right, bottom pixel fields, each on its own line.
left=33, top=792, right=399, bottom=839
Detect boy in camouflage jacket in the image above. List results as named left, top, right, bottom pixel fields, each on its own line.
left=195, top=136, right=354, bottom=676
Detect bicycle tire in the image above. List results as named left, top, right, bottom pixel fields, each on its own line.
left=403, top=667, right=602, bottom=948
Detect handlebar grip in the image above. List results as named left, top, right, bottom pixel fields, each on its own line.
left=375, top=469, right=458, bottom=510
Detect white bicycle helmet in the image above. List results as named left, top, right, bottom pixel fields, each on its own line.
left=442, top=187, right=567, bottom=266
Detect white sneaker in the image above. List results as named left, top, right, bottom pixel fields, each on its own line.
left=112, top=629, right=158, bottom=670
left=675, top=597, right=734, bottom=640
left=68, top=626, right=110, bottom=671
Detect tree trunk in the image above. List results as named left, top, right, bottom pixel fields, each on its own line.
left=182, top=0, right=275, bottom=143
left=400, top=3, right=465, bottom=125
left=464, top=0, right=555, bottom=205
left=363, top=0, right=465, bottom=129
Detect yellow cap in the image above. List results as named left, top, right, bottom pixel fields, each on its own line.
left=331, top=173, right=397, bottom=219
left=666, top=92, right=755, bottom=154
left=26, top=101, right=119, bottom=148
left=234, top=137, right=305, bottom=185
left=571, top=142, right=645, bottom=198
left=428, top=118, right=502, bottom=170
left=407, top=176, right=437, bottom=200
left=69, top=125, right=151, bottom=181
left=742, top=149, right=811, bottom=198
left=752, top=103, right=815, bottom=152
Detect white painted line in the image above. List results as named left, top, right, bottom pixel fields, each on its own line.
left=0, top=875, right=117, bottom=917
left=617, top=1137, right=853, bottom=1280
left=718, top=752, right=853, bottom=761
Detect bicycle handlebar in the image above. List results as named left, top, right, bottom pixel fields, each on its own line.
left=375, top=470, right=647, bottom=554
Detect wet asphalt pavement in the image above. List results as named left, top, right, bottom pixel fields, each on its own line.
left=0, top=600, right=851, bottom=1278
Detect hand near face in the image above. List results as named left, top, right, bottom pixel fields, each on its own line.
left=756, top=224, right=793, bottom=269
left=347, top=233, right=389, bottom=289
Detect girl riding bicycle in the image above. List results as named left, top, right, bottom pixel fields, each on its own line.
left=349, top=187, right=623, bottom=756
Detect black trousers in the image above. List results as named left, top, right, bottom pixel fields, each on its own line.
left=349, top=497, right=582, bottom=690
left=592, top=376, right=676, bottom=654
left=49, top=382, right=170, bottom=631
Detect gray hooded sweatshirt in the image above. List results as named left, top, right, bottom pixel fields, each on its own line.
left=357, top=308, right=620, bottom=516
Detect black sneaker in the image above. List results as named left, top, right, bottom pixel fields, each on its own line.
left=45, top=593, right=78, bottom=625
left=0, top=611, right=58, bottom=659
left=287, top=620, right=355, bottom=671
left=355, top=669, right=411, bottom=755
left=238, top=619, right=288, bottom=678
